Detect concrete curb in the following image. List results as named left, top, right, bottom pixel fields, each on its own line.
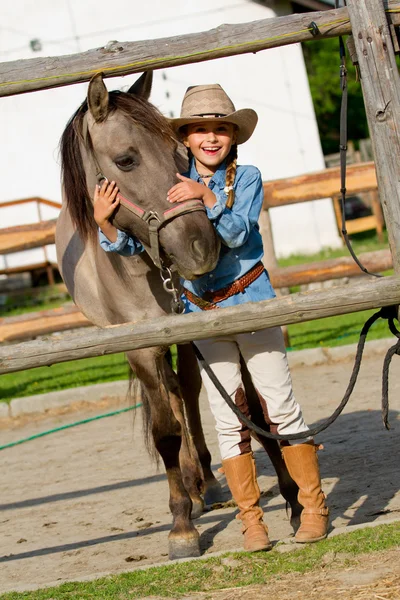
left=1, top=337, right=395, bottom=419
left=2, top=380, right=131, bottom=419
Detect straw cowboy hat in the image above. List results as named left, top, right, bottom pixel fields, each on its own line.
left=170, top=84, right=258, bottom=145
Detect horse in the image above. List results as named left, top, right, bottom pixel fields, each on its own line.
left=56, top=71, right=301, bottom=560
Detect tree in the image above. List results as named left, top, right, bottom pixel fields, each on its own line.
left=302, top=37, right=369, bottom=155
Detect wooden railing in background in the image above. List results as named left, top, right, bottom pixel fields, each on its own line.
left=0, top=164, right=390, bottom=342
left=0, top=197, right=61, bottom=284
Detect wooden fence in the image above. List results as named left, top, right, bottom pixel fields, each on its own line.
left=0, top=0, right=400, bottom=372
left=0, top=197, right=60, bottom=284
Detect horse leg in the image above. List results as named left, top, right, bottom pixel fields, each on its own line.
left=177, top=343, right=224, bottom=506
left=240, top=355, right=302, bottom=532
left=126, top=348, right=200, bottom=559
left=163, top=355, right=205, bottom=519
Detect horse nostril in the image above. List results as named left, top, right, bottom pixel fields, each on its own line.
left=191, top=238, right=206, bottom=260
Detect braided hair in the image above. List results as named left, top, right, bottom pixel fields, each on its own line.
left=224, top=144, right=238, bottom=209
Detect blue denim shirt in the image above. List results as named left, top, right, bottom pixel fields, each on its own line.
left=98, top=159, right=276, bottom=312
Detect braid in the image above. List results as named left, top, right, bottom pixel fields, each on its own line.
left=225, top=144, right=238, bottom=209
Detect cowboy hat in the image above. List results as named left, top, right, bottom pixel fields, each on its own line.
left=170, top=84, right=258, bottom=145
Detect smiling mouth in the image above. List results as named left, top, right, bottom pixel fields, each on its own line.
left=202, top=147, right=220, bottom=155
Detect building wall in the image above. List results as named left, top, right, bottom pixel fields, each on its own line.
left=0, top=0, right=341, bottom=271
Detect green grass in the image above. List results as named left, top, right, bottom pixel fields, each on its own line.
left=286, top=307, right=392, bottom=351
left=277, top=230, right=389, bottom=268
left=0, top=522, right=399, bottom=599
left=0, top=354, right=130, bottom=404
left=1, top=298, right=70, bottom=317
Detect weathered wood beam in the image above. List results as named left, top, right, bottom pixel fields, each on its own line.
left=1, top=275, right=399, bottom=374
left=0, top=219, right=57, bottom=254
left=0, top=249, right=391, bottom=343
left=0, top=305, right=90, bottom=343
left=347, top=0, right=400, bottom=273
left=269, top=249, right=392, bottom=288
left=263, top=161, right=377, bottom=208
left=0, top=261, right=56, bottom=277
left=0, top=198, right=61, bottom=209
left=1, top=2, right=400, bottom=97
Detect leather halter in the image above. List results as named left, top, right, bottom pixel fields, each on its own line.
left=116, top=193, right=205, bottom=269
left=81, top=113, right=206, bottom=269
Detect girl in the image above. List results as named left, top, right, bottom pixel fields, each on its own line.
left=95, top=84, right=329, bottom=552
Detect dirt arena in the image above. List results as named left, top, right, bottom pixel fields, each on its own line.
left=1, top=352, right=399, bottom=594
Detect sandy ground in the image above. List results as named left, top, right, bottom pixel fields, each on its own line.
left=1, top=353, right=399, bottom=595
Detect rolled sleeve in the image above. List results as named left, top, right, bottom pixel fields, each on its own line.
left=205, top=190, right=227, bottom=221
left=98, top=228, right=144, bottom=257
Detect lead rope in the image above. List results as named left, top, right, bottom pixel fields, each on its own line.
left=192, top=308, right=398, bottom=440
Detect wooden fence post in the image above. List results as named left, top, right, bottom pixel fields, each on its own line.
left=347, top=0, right=400, bottom=273
left=259, top=210, right=290, bottom=347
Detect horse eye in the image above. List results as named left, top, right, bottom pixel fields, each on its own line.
left=115, top=154, right=139, bottom=171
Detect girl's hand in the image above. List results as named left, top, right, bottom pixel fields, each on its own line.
left=167, top=174, right=216, bottom=209
left=93, top=180, right=120, bottom=241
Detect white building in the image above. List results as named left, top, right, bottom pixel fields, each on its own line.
left=0, top=0, right=341, bottom=277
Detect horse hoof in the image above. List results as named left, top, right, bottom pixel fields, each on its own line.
left=190, top=496, right=204, bottom=520
left=168, top=534, right=201, bottom=560
left=290, top=504, right=303, bottom=533
left=204, top=479, right=224, bottom=506
left=290, top=514, right=301, bottom=533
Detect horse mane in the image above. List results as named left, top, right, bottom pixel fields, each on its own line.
left=59, top=91, right=176, bottom=242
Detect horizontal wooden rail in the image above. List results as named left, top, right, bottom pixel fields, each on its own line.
left=0, top=198, right=61, bottom=209
left=269, top=249, right=392, bottom=288
left=0, top=219, right=57, bottom=254
left=263, top=161, right=377, bottom=208
left=1, top=275, right=399, bottom=374
left=0, top=305, right=90, bottom=343
left=1, top=3, right=400, bottom=97
left=0, top=250, right=392, bottom=342
left=0, top=261, right=57, bottom=277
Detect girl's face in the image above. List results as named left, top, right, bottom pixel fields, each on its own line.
left=183, top=121, right=236, bottom=174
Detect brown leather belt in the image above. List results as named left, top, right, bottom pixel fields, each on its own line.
left=183, top=261, right=265, bottom=310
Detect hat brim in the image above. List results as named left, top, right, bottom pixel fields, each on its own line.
left=169, top=108, right=258, bottom=145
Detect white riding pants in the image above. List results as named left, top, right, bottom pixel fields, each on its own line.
left=195, top=326, right=309, bottom=460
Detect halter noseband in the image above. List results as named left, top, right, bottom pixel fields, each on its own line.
left=82, top=114, right=206, bottom=269
left=116, top=193, right=206, bottom=269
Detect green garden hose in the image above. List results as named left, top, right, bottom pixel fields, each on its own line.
left=0, top=403, right=142, bottom=451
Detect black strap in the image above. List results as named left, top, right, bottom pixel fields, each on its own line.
left=336, top=6, right=382, bottom=278
left=192, top=305, right=398, bottom=441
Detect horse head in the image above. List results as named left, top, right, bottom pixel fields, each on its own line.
left=60, top=72, right=220, bottom=280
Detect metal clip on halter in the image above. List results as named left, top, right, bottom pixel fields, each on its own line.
left=160, top=264, right=185, bottom=314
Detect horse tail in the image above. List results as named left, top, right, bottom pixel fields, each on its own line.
left=176, top=344, right=202, bottom=411
left=126, top=368, right=159, bottom=465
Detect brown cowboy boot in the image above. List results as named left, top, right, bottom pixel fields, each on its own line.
left=222, top=452, right=272, bottom=552
left=281, top=441, right=329, bottom=543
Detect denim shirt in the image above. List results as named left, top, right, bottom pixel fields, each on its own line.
left=98, top=159, right=275, bottom=312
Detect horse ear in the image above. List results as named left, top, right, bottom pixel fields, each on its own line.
left=87, top=73, right=109, bottom=122
left=127, top=71, right=153, bottom=99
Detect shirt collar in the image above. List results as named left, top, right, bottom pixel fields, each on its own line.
left=188, top=158, right=226, bottom=187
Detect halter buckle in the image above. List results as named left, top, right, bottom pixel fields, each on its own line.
left=142, top=210, right=162, bottom=224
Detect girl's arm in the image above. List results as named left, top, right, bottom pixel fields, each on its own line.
left=206, top=167, right=263, bottom=248
left=94, top=180, right=120, bottom=242
left=94, top=180, right=144, bottom=256
left=167, top=174, right=217, bottom=209
left=99, top=228, right=144, bottom=256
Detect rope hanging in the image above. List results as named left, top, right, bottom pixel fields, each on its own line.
left=193, top=305, right=398, bottom=440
